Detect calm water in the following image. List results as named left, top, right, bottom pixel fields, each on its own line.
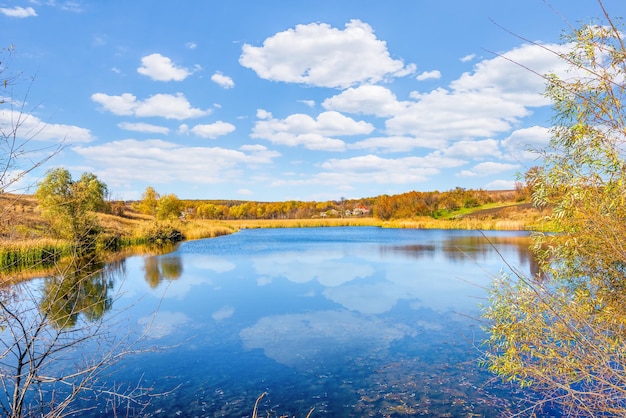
left=25, top=227, right=545, bottom=416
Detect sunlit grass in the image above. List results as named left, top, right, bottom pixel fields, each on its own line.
left=0, top=239, right=71, bottom=282
left=222, top=217, right=381, bottom=229
left=178, top=220, right=236, bottom=240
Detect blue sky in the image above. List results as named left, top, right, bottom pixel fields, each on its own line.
left=1, top=1, right=622, bottom=201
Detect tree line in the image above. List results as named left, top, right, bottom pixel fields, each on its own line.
left=131, top=186, right=528, bottom=221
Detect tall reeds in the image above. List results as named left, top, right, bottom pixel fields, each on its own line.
left=0, top=240, right=70, bottom=274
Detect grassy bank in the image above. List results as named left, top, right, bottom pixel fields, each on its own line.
left=221, top=213, right=541, bottom=231
left=0, top=193, right=545, bottom=279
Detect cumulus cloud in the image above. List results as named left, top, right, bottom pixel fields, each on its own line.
left=72, top=138, right=279, bottom=188
left=0, top=110, right=93, bottom=143
left=117, top=122, right=169, bottom=134
left=322, top=85, right=406, bottom=117
left=460, top=53, right=476, bottom=62
left=501, top=125, right=551, bottom=159
left=270, top=154, right=466, bottom=188
left=416, top=70, right=441, bottom=81
left=91, top=92, right=210, bottom=120
left=388, top=88, right=529, bottom=139
left=351, top=135, right=445, bottom=153
left=240, top=19, right=415, bottom=88
left=439, top=138, right=502, bottom=159
left=0, top=6, right=36, bottom=17
left=485, top=179, right=517, bottom=189
left=251, top=110, right=374, bottom=151
left=188, top=121, right=236, bottom=138
left=451, top=43, right=569, bottom=106
left=211, top=72, right=235, bottom=89
left=381, top=43, right=568, bottom=141
left=137, top=53, right=192, bottom=81
left=459, top=161, right=520, bottom=177
left=299, top=100, right=315, bottom=108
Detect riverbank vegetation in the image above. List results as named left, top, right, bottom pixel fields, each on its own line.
left=0, top=182, right=543, bottom=276
left=482, top=6, right=626, bottom=416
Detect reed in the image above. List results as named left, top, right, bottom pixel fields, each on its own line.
left=0, top=239, right=71, bottom=275
left=178, top=220, right=236, bottom=240
left=381, top=216, right=540, bottom=231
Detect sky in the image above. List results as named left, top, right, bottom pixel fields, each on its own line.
left=1, top=1, right=623, bottom=202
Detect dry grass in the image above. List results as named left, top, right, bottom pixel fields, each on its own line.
left=177, top=220, right=236, bottom=240
left=222, top=217, right=381, bottom=229
left=382, top=217, right=533, bottom=231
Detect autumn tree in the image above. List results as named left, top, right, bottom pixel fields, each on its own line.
left=482, top=4, right=626, bottom=415
left=136, top=186, right=160, bottom=217
left=35, top=168, right=109, bottom=249
left=156, top=193, right=183, bottom=220
left=0, top=55, right=154, bottom=417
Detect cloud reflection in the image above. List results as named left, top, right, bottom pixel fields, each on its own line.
left=212, top=306, right=235, bottom=321
left=240, top=310, right=414, bottom=369
left=138, top=311, right=190, bottom=339
left=253, top=250, right=374, bottom=287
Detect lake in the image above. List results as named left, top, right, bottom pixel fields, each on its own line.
left=13, top=227, right=545, bottom=416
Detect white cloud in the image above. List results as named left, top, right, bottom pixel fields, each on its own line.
left=439, top=139, right=502, bottom=159
left=185, top=42, right=197, bottom=50
left=117, top=122, right=169, bottom=134
left=351, top=135, right=445, bottom=153
left=388, top=88, right=529, bottom=139
left=256, top=109, right=272, bottom=120
left=501, top=125, right=551, bottom=159
left=460, top=53, right=476, bottom=62
left=137, top=53, right=192, bottom=81
left=273, top=154, right=467, bottom=188
left=299, top=100, right=315, bottom=108
left=252, top=110, right=374, bottom=151
left=0, top=6, right=36, bottom=17
left=459, top=161, right=520, bottom=177
left=211, top=72, right=235, bottom=89
left=322, top=85, right=405, bottom=117
left=189, top=121, right=236, bottom=138
left=237, top=188, right=253, bottom=196
left=0, top=110, right=93, bottom=143
left=451, top=43, right=570, bottom=106
left=91, top=92, right=211, bottom=120
left=383, top=43, right=568, bottom=141
left=485, top=179, right=517, bottom=189
left=317, top=42, right=566, bottom=149
left=240, top=19, right=415, bottom=88
left=72, top=138, right=279, bottom=188
left=416, top=70, right=441, bottom=81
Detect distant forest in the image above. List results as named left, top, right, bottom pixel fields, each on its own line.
left=176, top=186, right=529, bottom=221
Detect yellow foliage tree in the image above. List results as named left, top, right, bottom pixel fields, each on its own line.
left=483, top=4, right=626, bottom=416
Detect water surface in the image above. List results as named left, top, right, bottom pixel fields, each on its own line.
left=34, top=227, right=543, bottom=416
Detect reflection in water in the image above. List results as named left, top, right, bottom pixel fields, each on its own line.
left=382, top=234, right=540, bottom=277
left=240, top=310, right=414, bottom=369
left=143, top=254, right=183, bottom=288
left=39, top=258, right=124, bottom=328
left=20, top=228, right=549, bottom=416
